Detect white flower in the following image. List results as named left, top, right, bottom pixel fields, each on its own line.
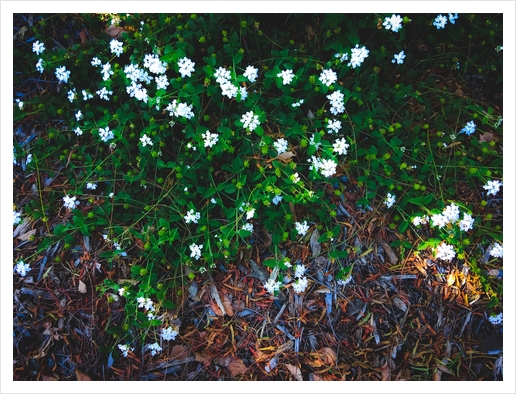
left=443, top=203, right=460, bottom=223
left=292, top=276, right=308, bottom=293
left=15, top=99, right=24, bottom=110
left=13, top=211, right=22, bottom=225
left=184, top=209, right=201, bottom=224
left=140, top=134, right=153, bottom=147
left=241, top=111, right=260, bottom=131
left=326, top=90, right=345, bottom=115
left=166, top=100, right=195, bottom=119
left=36, top=58, right=44, bottom=73
left=126, top=81, right=148, bottom=103
left=435, top=242, right=455, bottom=261
left=202, top=131, right=219, bottom=148
left=24, top=154, right=32, bottom=165
left=67, top=88, right=76, bottom=103
left=137, top=297, right=155, bottom=311
left=294, top=264, right=307, bottom=278
left=86, top=182, right=97, bottom=190
left=459, top=213, right=474, bottom=232
left=161, top=327, right=179, bottom=341
left=211, top=198, right=217, bottom=204
left=178, top=57, right=195, bottom=78
left=146, top=342, right=162, bottom=356
left=63, top=195, right=80, bottom=209
left=74, top=127, right=83, bottom=136
left=433, top=14, right=448, bottom=29
left=483, top=180, right=503, bottom=196
left=412, top=216, right=429, bottom=226
left=75, top=110, right=83, bottom=121
left=348, top=45, right=369, bottom=69
left=99, top=126, right=114, bottom=142
left=124, top=64, right=152, bottom=83
left=337, top=276, right=353, bottom=287
left=152, top=75, right=168, bottom=91
left=384, top=193, right=396, bottom=208
left=273, top=138, right=288, bottom=154
left=327, top=119, right=342, bottom=134
left=319, top=69, right=338, bottom=86
left=245, top=208, right=255, bottom=220
left=243, top=65, right=258, bottom=82
left=460, top=120, right=476, bottom=136
left=118, top=344, right=133, bottom=357
left=264, top=278, right=281, bottom=294
left=448, top=13, right=459, bottom=24
left=488, top=312, right=503, bottom=325
left=15, top=260, right=31, bottom=277
left=91, top=57, right=102, bottom=67
left=32, top=40, right=46, bottom=54
left=318, top=158, right=337, bottom=177
left=490, top=243, right=503, bottom=258
left=110, top=39, right=124, bottom=57
left=214, top=67, right=231, bottom=84
left=143, top=53, right=167, bottom=74
left=96, top=86, right=113, bottom=101
left=291, top=173, right=301, bottom=183
left=118, top=288, right=126, bottom=297
left=272, top=194, right=283, bottom=205
left=109, top=192, right=114, bottom=198
left=55, top=66, right=70, bottom=83
left=238, top=86, right=248, bottom=100
left=392, top=50, right=406, bottom=64
left=190, top=243, right=203, bottom=260
left=220, top=80, right=238, bottom=99
left=242, top=222, right=254, bottom=233
left=277, top=69, right=295, bottom=85
left=309, top=135, right=321, bottom=151
left=431, top=213, right=448, bottom=228
left=383, top=14, right=403, bottom=32
left=333, top=138, right=349, bottom=155
left=82, top=90, right=93, bottom=101
left=335, top=52, right=349, bottom=62
left=101, top=63, right=114, bottom=81
left=295, top=221, right=310, bottom=236
left=291, top=99, right=304, bottom=108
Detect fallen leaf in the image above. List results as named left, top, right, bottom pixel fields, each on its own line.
left=222, top=294, right=234, bottom=317
left=447, top=273, right=455, bottom=287
left=392, top=297, right=408, bottom=312
left=305, top=25, right=316, bottom=40
left=310, top=228, right=322, bottom=257
left=42, top=375, right=57, bottom=381
left=309, top=373, right=323, bottom=381
left=78, top=280, right=87, bottom=293
left=479, top=132, right=495, bottom=143
left=104, top=25, right=130, bottom=39
left=208, top=300, right=224, bottom=317
left=170, top=345, right=190, bottom=361
left=75, top=369, right=91, bottom=381
left=454, top=88, right=464, bottom=97
left=228, top=358, right=248, bottom=378
left=380, top=361, right=391, bottom=381
left=216, top=355, right=233, bottom=367
left=18, top=228, right=37, bottom=242
left=276, top=151, right=296, bottom=163
left=285, top=363, right=303, bottom=381
left=320, top=347, right=337, bottom=366
left=79, top=29, right=88, bottom=45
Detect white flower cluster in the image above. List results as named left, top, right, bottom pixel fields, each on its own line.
left=490, top=242, right=503, bottom=258
left=74, top=127, right=83, bottom=136
left=488, top=312, right=503, bottom=325
left=166, top=100, right=194, bottom=119
left=32, top=40, right=45, bottom=55
left=392, top=50, right=406, bottom=65
left=213, top=67, right=246, bottom=100
left=326, top=90, right=345, bottom=115
left=295, top=221, right=310, bottom=236
left=483, top=180, right=503, bottom=196
left=243, top=65, right=258, bottom=82
left=63, top=195, right=80, bottom=209
left=277, top=69, right=294, bottom=85
left=273, top=138, right=288, bottom=154
left=291, top=173, right=301, bottom=183
left=99, top=126, right=114, bottom=142
left=13, top=211, right=22, bottom=225
left=383, top=14, right=403, bottom=32
left=76, top=110, right=83, bottom=121
left=82, top=90, right=93, bottom=101
left=202, top=131, right=219, bottom=148
left=178, top=57, right=195, bottom=78
left=435, top=242, right=456, bottom=261
left=126, top=81, right=148, bottom=102
left=101, top=63, right=114, bottom=81
left=91, top=57, right=102, bottom=67
left=55, top=66, right=70, bottom=83
left=86, top=182, right=97, bottom=190
left=124, top=64, right=152, bottom=84
left=241, top=111, right=260, bottom=131
left=184, top=209, right=201, bottom=224
left=319, top=69, right=337, bottom=86
left=140, top=134, right=153, bottom=147
left=155, top=75, right=169, bottom=90
left=36, top=58, right=44, bottom=73
left=272, top=194, right=283, bottom=205
left=264, top=278, right=281, bottom=294
left=433, top=14, right=448, bottom=29
left=384, top=193, right=396, bottom=208
left=291, top=99, right=304, bottom=108
left=242, top=222, right=254, bottom=233
left=308, top=156, right=337, bottom=177
left=335, top=53, right=349, bottom=63
left=146, top=342, right=162, bottom=356
left=15, top=99, right=24, bottom=110
left=348, top=45, right=369, bottom=68
left=460, top=120, right=476, bottom=136
left=137, top=296, right=155, bottom=311
left=292, top=277, right=308, bottom=293
left=309, top=135, right=321, bottom=151
left=333, top=138, right=349, bottom=155
left=26, top=154, right=33, bottom=165
left=15, top=260, right=31, bottom=277
left=143, top=53, right=167, bottom=74
left=113, top=241, right=127, bottom=257
left=412, top=215, right=429, bottom=226
left=190, top=243, right=203, bottom=260
left=161, top=326, right=179, bottom=341
left=110, top=39, right=123, bottom=57
left=430, top=203, right=474, bottom=232
left=337, top=275, right=353, bottom=287
left=67, top=88, right=77, bottom=103
left=118, top=344, right=134, bottom=357
left=327, top=119, right=342, bottom=134
left=97, top=86, right=113, bottom=101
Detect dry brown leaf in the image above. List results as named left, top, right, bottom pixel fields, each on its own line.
left=454, top=88, right=464, bottom=97
left=305, top=25, right=316, bottom=40
left=276, top=151, right=296, bottom=163
left=216, top=355, right=233, bottom=367
left=79, top=29, right=88, bottom=45
left=222, top=294, right=234, bottom=317
left=320, top=347, right=337, bottom=367
left=41, top=375, right=57, bottom=381
left=309, top=373, right=323, bottom=381
left=285, top=363, right=303, bottom=381
left=380, top=361, right=391, bottom=381
left=208, top=300, right=224, bottom=317
left=479, top=132, right=495, bottom=143
left=309, top=228, right=322, bottom=257
left=228, top=358, right=248, bottom=378
left=18, top=228, right=37, bottom=242
left=78, top=280, right=87, bottom=293
left=75, top=369, right=92, bottom=381
left=195, top=351, right=214, bottom=367
left=104, top=25, right=130, bottom=39
left=170, top=345, right=190, bottom=361
left=447, top=273, right=455, bottom=287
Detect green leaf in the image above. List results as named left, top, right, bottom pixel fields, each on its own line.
left=162, top=299, right=176, bottom=309
left=239, top=229, right=252, bottom=237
